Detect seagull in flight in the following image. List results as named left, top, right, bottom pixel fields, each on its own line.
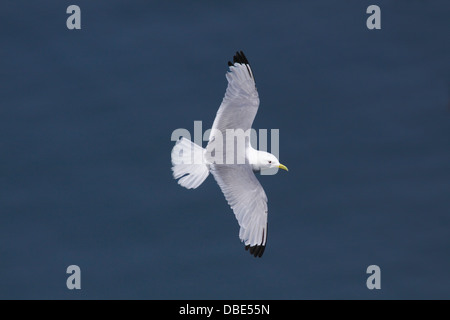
left=171, top=51, right=288, bottom=257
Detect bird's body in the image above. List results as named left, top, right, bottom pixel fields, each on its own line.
left=171, top=51, right=287, bottom=257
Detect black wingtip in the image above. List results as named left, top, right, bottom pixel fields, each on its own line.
left=232, top=50, right=249, bottom=65
left=243, top=225, right=267, bottom=258
left=228, top=50, right=253, bottom=79
left=245, top=244, right=266, bottom=258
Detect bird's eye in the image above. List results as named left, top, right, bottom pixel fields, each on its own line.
left=268, top=161, right=272, bottom=164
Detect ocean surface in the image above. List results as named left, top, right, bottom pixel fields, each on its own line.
left=0, top=1, right=449, bottom=299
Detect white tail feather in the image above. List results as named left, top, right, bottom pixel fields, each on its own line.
left=171, top=137, right=209, bottom=189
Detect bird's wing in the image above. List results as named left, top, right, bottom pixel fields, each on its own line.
left=209, top=51, right=259, bottom=137
left=210, top=163, right=268, bottom=257
left=208, top=51, right=268, bottom=257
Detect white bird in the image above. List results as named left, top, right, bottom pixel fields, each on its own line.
left=171, top=51, right=288, bottom=257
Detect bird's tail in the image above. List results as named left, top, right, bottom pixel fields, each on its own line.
left=171, top=137, right=209, bottom=189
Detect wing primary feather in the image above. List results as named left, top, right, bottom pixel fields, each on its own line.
left=244, top=65, right=253, bottom=79
left=239, top=51, right=253, bottom=78
left=239, top=51, right=249, bottom=64
left=258, top=246, right=264, bottom=257
left=253, top=245, right=261, bottom=257
left=233, top=51, right=244, bottom=64
left=244, top=224, right=267, bottom=257
left=233, top=53, right=238, bottom=64
left=229, top=50, right=253, bottom=79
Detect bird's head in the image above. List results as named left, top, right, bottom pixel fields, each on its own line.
left=257, top=151, right=288, bottom=172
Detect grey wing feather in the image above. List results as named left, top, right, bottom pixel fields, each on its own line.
left=210, top=51, right=259, bottom=136
left=210, top=164, right=268, bottom=257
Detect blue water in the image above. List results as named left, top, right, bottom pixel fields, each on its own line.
left=0, top=1, right=449, bottom=299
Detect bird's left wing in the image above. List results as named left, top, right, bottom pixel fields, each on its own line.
left=209, top=163, right=268, bottom=257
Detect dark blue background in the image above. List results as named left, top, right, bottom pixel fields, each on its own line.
left=0, top=1, right=449, bottom=299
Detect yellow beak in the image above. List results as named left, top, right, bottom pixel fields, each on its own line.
left=278, top=164, right=289, bottom=171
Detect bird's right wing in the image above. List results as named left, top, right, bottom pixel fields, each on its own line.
left=209, top=51, right=260, bottom=138
left=209, top=163, right=268, bottom=257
